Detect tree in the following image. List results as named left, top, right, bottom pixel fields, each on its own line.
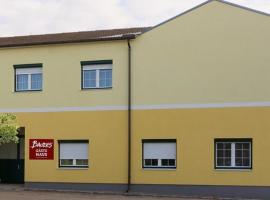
left=0, top=114, right=19, bottom=145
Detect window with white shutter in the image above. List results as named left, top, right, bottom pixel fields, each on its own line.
left=59, top=140, right=89, bottom=168
left=142, top=139, right=176, bottom=169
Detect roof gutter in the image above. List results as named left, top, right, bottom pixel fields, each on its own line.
left=0, top=34, right=136, bottom=49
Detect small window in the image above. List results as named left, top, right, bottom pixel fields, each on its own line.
left=215, top=139, right=252, bottom=169
left=59, top=140, right=89, bottom=168
left=142, top=139, right=176, bottom=169
left=14, top=64, right=43, bottom=91
left=81, top=60, right=112, bottom=89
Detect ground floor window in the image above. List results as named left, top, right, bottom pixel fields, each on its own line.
left=58, top=140, right=89, bottom=168
left=215, top=139, right=252, bottom=169
left=142, top=139, right=176, bottom=169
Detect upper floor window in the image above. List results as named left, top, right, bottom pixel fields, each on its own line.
left=142, top=139, right=177, bottom=169
left=14, top=64, right=43, bottom=92
left=81, top=60, right=112, bottom=89
left=215, top=139, right=252, bottom=169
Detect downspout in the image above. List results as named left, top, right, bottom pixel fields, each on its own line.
left=123, top=33, right=135, bottom=193
left=127, top=38, right=132, bottom=193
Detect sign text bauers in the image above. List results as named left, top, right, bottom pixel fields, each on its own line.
left=29, top=139, right=54, bottom=160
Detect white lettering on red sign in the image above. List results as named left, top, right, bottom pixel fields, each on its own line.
left=30, top=140, right=53, bottom=149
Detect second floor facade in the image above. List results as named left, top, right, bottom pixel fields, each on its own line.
left=0, top=39, right=130, bottom=110
left=1, top=0, right=270, bottom=112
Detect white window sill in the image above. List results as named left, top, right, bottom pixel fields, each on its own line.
left=14, top=90, right=42, bottom=92
left=214, top=168, right=252, bottom=172
left=82, top=87, right=112, bottom=90
left=57, top=167, right=89, bottom=170
left=142, top=168, right=177, bottom=171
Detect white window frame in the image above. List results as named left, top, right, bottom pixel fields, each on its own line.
left=215, top=139, right=252, bottom=169
left=15, top=67, right=42, bottom=91
left=59, top=141, right=89, bottom=168
left=82, top=63, right=112, bottom=89
left=142, top=140, right=176, bottom=169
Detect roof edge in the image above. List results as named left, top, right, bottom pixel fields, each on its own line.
left=141, top=0, right=270, bottom=36
left=0, top=27, right=149, bottom=49
left=0, top=36, right=135, bottom=49
left=219, top=0, right=270, bottom=17
left=141, top=0, right=213, bottom=35
left=0, top=27, right=148, bottom=40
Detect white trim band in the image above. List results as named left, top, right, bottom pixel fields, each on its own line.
left=0, top=106, right=128, bottom=113
left=1, top=101, right=270, bottom=113
left=132, top=101, right=270, bottom=110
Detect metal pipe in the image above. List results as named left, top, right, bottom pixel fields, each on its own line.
left=127, top=39, right=132, bottom=193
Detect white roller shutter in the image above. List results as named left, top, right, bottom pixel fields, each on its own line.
left=144, top=142, right=176, bottom=159
left=16, top=67, right=42, bottom=74
left=60, top=143, right=88, bottom=160
left=83, top=64, right=112, bottom=70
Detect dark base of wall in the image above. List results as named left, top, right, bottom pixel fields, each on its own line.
left=131, top=184, right=270, bottom=199
left=25, top=182, right=270, bottom=199
left=25, top=182, right=127, bottom=193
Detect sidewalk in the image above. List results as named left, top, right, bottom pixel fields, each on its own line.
left=0, top=184, right=206, bottom=200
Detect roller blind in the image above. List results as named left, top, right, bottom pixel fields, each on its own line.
left=83, top=64, right=112, bottom=70
left=144, top=142, right=176, bottom=159
left=60, top=143, right=88, bottom=159
left=16, top=67, right=42, bottom=74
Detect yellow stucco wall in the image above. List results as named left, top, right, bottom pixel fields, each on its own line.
left=12, top=106, right=270, bottom=186
left=132, top=1, right=270, bottom=105
left=16, top=111, right=128, bottom=183
left=132, top=107, right=270, bottom=186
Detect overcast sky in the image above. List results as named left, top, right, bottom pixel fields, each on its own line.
left=0, top=0, right=269, bottom=37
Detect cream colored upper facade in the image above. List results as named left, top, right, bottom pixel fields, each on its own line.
left=132, top=0, right=270, bottom=107
left=0, top=1, right=270, bottom=111
left=0, top=41, right=129, bottom=110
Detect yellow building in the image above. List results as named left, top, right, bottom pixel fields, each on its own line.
left=0, top=0, right=270, bottom=198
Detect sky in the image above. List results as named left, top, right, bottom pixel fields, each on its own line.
left=0, top=0, right=269, bottom=37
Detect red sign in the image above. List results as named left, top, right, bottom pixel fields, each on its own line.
left=29, top=139, right=54, bottom=160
